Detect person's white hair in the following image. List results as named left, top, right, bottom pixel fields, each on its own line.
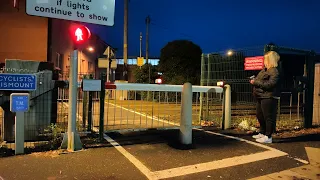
left=264, top=51, right=280, bottom=69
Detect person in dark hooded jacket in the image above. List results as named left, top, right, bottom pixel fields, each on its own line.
left=250, top=51, right=281, bottom=143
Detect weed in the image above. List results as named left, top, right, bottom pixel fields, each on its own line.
left=44, top=123, right=62, bottom=149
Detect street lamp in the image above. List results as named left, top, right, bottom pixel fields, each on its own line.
left=227, top=50, right=233, bottom=56
left=88, top=47, right=94, bottom=52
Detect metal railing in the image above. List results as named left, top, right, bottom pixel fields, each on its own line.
left=99, top=83, right=226, bottom=132
left=55, top=83, right=227, bottom=133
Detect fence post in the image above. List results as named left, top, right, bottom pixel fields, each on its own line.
left=99, top=72, right=106, bottom=141
left=199, top=54, right=205, bottom=123
left=205, top=54, right=212, bottom=120
left=87, top=74, right=94, bottom=132
left=222, top=84, right=231, bottom=129
left=82, top=75, right=88, bottom=129
left=180, top=82, right=192, bottom=145
left=304, top=52, right=316, bottom=128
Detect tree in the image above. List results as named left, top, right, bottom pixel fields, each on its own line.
left=133, top=63, right=158, bottom=83
left=132, top=64, right=159, bottom=101
left=159, top=40, right=202, bottom=85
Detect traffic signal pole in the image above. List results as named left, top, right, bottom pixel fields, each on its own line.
left=61, top=50, right=83, bottom=151
left=61, top=25, right=91, bottom=151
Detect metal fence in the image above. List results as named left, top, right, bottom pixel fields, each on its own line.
left=0, top=71, right=101, bottom=150
left=0, top=67, right=58, bottom=154
left=200, top=45, right=318, bottom=129
left=101, top=84, right=224, bottom=132
left=55, top=82, right=225, bottom=133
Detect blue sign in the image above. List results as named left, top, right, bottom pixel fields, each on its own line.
left=0, top=74, right=37, bottom=91
left=10, top=94, right=30, bottom=112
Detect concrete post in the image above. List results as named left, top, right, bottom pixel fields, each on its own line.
left=222, top=84, right=231, bottom=129
left=180, top=83, right=192, bottom=145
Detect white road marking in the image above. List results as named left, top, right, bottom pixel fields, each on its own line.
left=197, top=129, right=286, bottom=153
left=149, top=129, right=289, bottom=179
left=293, top=158, right=309, bottom=164
left=152, top=150, right=287, bottom=179
left=103, top=134, right=156, bottom=180
left=91, top=126, right=157, bottom=180
left=199, top=130, right=309, bottom=164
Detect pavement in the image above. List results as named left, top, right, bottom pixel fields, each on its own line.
left=0, top=129, right=319, bottom=180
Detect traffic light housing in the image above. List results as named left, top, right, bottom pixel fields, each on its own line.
left=69, top=24, right=91, bottom=47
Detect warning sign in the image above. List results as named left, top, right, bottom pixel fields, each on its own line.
left=26, top=0, right=115, bottom=26
left=137, top=57, right=144, bottom=67
left=244, top=56, right=264, bottom=70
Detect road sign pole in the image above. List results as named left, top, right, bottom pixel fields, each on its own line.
left=15, top=112, right=25, bottom=155
left=10, top=93, right=30, bottom=155
left=106, top=67, right=110, bottom=83
left=61, top=50, right=83, bottom=151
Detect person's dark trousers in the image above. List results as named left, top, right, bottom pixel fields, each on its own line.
left=256, top=98, right=278, bottom=137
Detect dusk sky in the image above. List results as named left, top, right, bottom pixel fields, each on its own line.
left=86, top=0, right=320, bottom=57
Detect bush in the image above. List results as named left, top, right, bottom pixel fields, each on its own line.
left=44, top=123, right=63, bottom=149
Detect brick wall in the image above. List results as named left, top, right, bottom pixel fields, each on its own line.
left=0, top=0, right=48, bottom=62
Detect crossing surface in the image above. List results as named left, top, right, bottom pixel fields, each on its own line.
left=1, top=129, right=319, bottom=180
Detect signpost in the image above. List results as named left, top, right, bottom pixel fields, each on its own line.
left=0, top=74, right=37, bottom=91
left=26, top=0, right=116, bottom=151
left=98, top=58, right=109, bottom=69
left=137, top=57, right=144, bottom=67
left=26, top=0, right=115, bottom=26
left=244, top=56, right=264, bottom=70
left=10, top=93, right=30, bottom=155
left=82, top=79, right=102, bottom=92
left=61, top=50, right=83, bottom=151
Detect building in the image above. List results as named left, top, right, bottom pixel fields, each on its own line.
left=0, top=0, right=48, bottom=62
left=0, top=0, right=110, bottom=77
left=115, top=56, right=160, bottom=82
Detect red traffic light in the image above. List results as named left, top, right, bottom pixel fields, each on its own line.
left=69, top=25, right=91, bottom=45
left=155, top=78, right=163, bottom=84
